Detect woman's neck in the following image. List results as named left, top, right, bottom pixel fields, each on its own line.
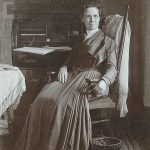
left=86, top=28, right=99, bottom=35
left=84, top=28, right=100, bottom=41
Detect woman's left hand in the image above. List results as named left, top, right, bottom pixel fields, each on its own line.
left=92, top=80, right=107, bottom=96
left=98, top=80, right=107, bottom=95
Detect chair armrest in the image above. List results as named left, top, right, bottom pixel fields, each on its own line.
left=47, top=71, right=57, bottom=75
left=47, top=71, right=57, bottom=83
left=85, top=78, right=100, bottom=84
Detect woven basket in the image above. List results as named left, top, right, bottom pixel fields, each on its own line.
left=92, top=137, right=121, bottom=150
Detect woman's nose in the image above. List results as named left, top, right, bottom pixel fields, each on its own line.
left=90, top=16, right=94, bottom=21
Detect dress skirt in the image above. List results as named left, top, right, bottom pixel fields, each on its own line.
left=13, top=69, right=101, bottom=150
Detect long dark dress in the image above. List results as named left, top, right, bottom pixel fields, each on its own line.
left=13, top=30, right=117, bottom=150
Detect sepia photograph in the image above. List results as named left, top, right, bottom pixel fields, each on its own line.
left=0, top=0, right=150, bottom=150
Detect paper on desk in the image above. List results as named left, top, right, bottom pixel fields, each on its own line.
left=14, top=46, right=72, bottom=55
left=45, top=46, right=72, bottom=51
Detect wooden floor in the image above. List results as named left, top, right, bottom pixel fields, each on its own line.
left=0, top=118, right=150, bottom=150
left=0, top=134, right=12, bottom=150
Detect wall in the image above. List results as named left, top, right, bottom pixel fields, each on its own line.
left=101, top=0, right=144, bottom=117
left=0, top=0, right=14, bottom=64
left=141, top=0, right=150, bottom=107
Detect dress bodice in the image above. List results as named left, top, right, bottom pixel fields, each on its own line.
left=72, top=30, right=106, bottom=71
left=73, top=47, right=99, bottom=71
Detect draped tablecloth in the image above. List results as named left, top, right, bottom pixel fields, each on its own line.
left=0, top=64, right=26, bottom=135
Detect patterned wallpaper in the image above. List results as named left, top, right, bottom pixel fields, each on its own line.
left=0, top=0, right=14, bottom=64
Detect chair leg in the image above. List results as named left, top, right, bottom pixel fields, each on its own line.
left=91, top=108, right=114, bottom=139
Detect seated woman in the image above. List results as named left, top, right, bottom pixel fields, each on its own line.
left=13, top=1, right=117, bottom=150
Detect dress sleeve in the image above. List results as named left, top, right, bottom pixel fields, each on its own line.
left=63, top=45, right=77, bottom=71
left=102, top=40, right=117, bottom=85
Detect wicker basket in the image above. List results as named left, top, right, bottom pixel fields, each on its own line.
left=92, top=137, right=121, bottom=150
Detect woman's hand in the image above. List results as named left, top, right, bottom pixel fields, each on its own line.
left=98, top=80, right=107, bottom=95
left=92, top=80, right=107, bottom=96
left=57, top=66, right=68, bottom=83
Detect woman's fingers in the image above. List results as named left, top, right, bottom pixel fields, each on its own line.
left=63, top=72, right=68, bottom=83
left=57, top=66, right=68, bottom=83
left=97, top=80, right=107, bottom=95
left=60, top=73, right=66, bottom=83
left=61, top=72, right=68, bottom=83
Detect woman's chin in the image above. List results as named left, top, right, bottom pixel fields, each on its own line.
left=87, top=26, right=98, bottom=31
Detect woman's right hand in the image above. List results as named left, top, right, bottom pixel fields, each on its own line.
left=57, top=66, right=68, bottom=83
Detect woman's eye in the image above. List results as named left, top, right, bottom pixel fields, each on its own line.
left=86, top=15, right=91, bottom=18
left=86, top=15, right=99, bottom=19
left=94, top=15, right=98, bottom=18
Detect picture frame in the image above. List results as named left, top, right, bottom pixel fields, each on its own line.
left=3, top=2, right=14, bottom=19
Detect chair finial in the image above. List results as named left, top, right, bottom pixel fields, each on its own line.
left=126, top=4, right=130, bottom=10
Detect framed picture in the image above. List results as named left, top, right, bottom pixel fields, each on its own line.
left=2, top=2, right=14, bottom=31
left=3, top=2, right=14, bottom=19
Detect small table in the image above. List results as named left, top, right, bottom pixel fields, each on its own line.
left=0, top=64, right=26, bottom=135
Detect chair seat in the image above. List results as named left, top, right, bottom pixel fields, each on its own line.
left=89, top=96, right=116, bottom=110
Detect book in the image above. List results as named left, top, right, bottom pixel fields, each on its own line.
left=13, top=46, right=72, bottom=55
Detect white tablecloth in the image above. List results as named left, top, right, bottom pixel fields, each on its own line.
left=0, top=64, right=26, bottom=135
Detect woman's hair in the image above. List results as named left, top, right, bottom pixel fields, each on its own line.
left=80, top=0, right=105, bottom=28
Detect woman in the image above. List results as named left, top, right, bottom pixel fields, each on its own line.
left=13, top=1, right=117, bottom=150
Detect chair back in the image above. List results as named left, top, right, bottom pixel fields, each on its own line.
left=102, top=5, right=131, bottom=117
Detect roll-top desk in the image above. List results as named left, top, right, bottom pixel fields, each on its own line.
left=11, top=0, right=84, bottom=134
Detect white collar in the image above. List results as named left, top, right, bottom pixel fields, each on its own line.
left=86, top=28, right=99, bottom=35
left=84, top=28, right=100, bottom=41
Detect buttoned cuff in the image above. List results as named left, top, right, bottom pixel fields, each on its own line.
left=102, top=76, right=111, bottom=86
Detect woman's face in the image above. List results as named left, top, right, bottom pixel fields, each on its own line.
left=82, top=7, right=100, bottom=31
